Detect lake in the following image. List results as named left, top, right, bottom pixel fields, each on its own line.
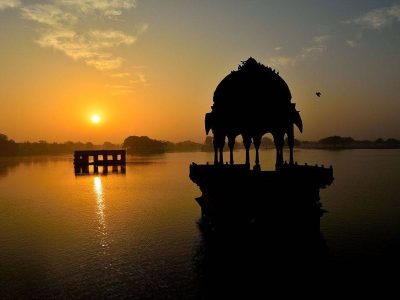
left=0, top=149, right=399, bottom=297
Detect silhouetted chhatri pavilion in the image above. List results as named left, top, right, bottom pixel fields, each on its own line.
left=190, top=58, right=334, bottom=227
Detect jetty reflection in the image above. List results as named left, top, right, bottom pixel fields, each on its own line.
left=75, top=165, right=126, bottom=176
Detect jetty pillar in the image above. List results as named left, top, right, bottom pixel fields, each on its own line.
left=103, top=165, right=108, bottom=174
left=94, top=154, right=99, bottom=173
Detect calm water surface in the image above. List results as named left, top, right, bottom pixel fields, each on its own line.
left=0, top=149, right=399, bottom=297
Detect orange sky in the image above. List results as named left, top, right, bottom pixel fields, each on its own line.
left=0, top=1, right=399, bottom=143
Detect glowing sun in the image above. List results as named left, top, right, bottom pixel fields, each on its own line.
left=91, top=115, right=101, bottom=124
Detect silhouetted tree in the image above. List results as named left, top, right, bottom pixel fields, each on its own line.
left=103, top=142, right=120, bottom=149
left=85, top=142, right=94, bottom=150
left=284, top=137, right=301, bottom=147
left=123, top=136, right=167, bottom=154
left=0, top=134, right=18, bottom=156
left=318, top=136, right=354, bottom=147
left=386, top=138, right=400, bottom=148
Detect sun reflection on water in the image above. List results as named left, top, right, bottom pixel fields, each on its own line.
left=94, top=176, right=109, bottom=250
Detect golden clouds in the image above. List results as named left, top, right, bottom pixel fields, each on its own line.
left=0, top=0, right=20, bottom=10
left=11, top=0, right=148, bottom=93
left=20, top=2, right=138, bottom=71
left=36, top=29, right=136, bottom=70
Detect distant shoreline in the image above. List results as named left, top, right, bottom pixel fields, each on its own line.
left=1, top=134, right=399, bottom=156
left=1, top=147, right=400, bottom=161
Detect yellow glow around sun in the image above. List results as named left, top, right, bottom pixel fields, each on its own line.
left=91, top=114, right=101, bottom=124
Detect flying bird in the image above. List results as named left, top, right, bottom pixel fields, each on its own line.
left=316, top=92, right=322, bottom=97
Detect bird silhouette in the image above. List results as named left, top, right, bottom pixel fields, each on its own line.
left=316, top=92, right=322, bottom=97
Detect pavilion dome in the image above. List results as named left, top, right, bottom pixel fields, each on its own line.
left=212, top=57, right=292, bottom=116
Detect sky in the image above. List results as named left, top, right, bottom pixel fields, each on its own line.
left=0, top=0, right=399, bottom=143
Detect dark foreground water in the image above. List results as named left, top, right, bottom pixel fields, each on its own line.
left=0, top=149, right=399, bottom=298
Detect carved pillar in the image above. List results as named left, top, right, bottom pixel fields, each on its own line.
left=213, top=137, right=218, bottom=165
left=243, top=136, right=252, bottom=167
left=228, top=136, right=235, bottom=165
left=218, top=138, right=225, bottom=165
left=253, top=135, right=261, bottom=168
left=287, top=124, right=295, bottom=164
left=274, top=134, right=284, bottom=170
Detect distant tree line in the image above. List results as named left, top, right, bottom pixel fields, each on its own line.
left=124, top=135, right=400, bottom=154
left=300, top=136, right=400, bottom=149
left=123, top=136, right=204, bottom=154
left=0, top=133, right=120, bottom=156
left=122, top=135, right=400, bottom=153
left=1, top=133, right=400, bottom=157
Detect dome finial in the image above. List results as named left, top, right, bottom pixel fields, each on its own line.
left=239, top=57, right=258, bottom=70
